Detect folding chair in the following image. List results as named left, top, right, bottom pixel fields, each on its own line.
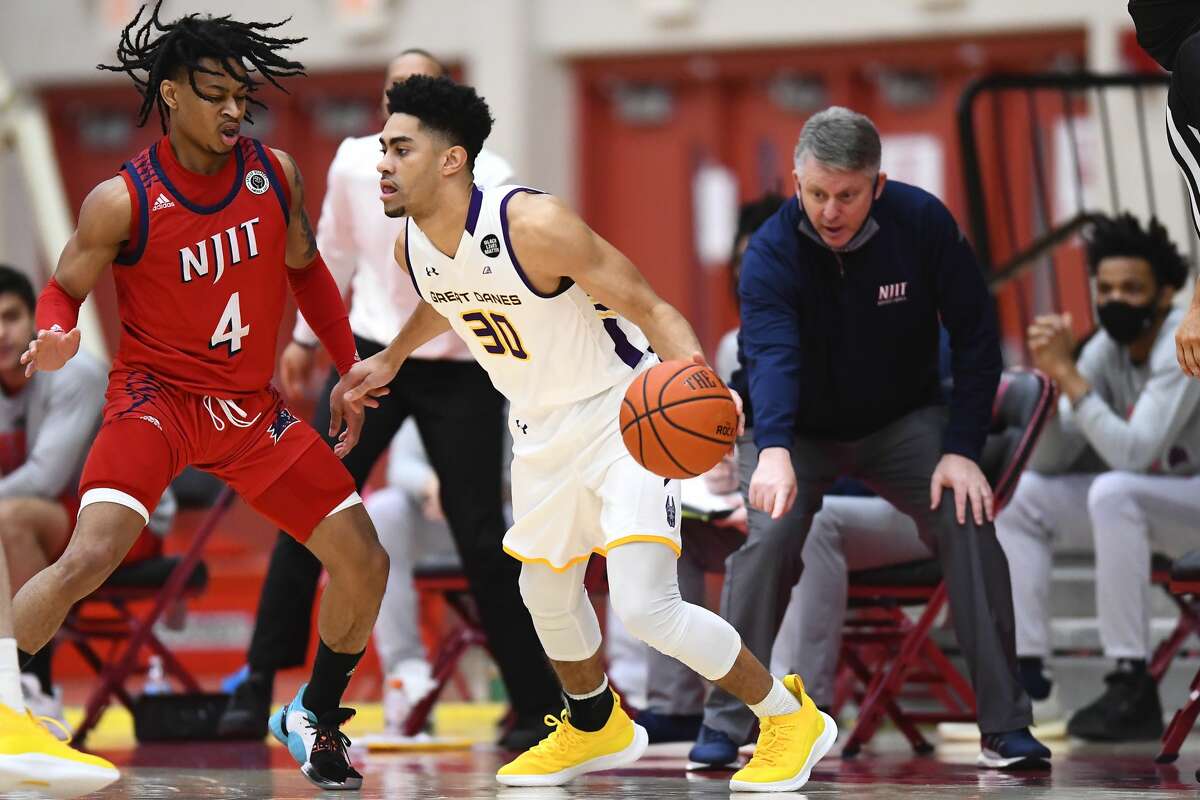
left=1155, top=550, right=1200, bottom=763
left=836, top=368, right=1056, bottom=757
left=57, top=473, right=234, bottom=747
left=399, top=561, right=489, bottom=736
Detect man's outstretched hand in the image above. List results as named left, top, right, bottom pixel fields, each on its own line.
left=21, top=327, right=81, bottom=377
left=327, top=353, right=397, bottom=458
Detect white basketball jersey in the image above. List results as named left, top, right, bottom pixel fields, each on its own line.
left=405, top=185, right=652, bottom=412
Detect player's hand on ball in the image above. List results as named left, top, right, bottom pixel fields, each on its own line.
left=1177, top=304, right=1200, bottom=378
left=690, top=352, right=745, bottom=435
left=21, top=327, right=81, bottom=377
left=328, top=355, right=394, bottom=458
left=749, top=446, right=797, bottom=519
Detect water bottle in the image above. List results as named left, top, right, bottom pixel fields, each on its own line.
left=143, top=655, right=171, bottom=695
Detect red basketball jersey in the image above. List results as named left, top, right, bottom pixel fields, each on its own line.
left=112, top=136, right=292, bottom=397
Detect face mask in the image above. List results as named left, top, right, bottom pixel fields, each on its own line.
left=1097, top=299, right=1159, bottom=345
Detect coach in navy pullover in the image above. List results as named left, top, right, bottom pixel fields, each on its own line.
left=739, top=180, right=1001, bottom=461
left=696, top=107, right=1047, bottom=768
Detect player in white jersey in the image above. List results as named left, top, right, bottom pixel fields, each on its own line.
left=331, top=76, right=836, bottom=792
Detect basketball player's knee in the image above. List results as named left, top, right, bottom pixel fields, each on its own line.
left=607, top=577, right=686, bottom=653
left=1086, top=472, right=1133, bottom=520
left=326, top=520, right=390, bottom=597
left=54, top=532, right=125, bottom=598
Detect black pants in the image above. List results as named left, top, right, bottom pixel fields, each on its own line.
left=245, top=336, right=561, bottom=717
left=1167, top=30, right=1200, bottom=240
left=704, top=407, right=1032, bottom=740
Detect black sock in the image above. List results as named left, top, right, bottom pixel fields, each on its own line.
left=302, top=642, right=364, bottom=718
left=17, top=649, right=32, bottom=671
left=23, top=645, right=53, bottom=696
left=565, top=682, right=614, bottom=733
left=1018, top=657, right=1052, bottom=701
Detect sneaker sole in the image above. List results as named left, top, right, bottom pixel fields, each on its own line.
left=0, top=753, right=120, bottom=795
left=976, top=750, right=1051, bottom=770
left=685, top=757, right=743, bottom=772
left=495, top=723, right=649, bottom=787
left=728, top=711, right=838, bottom=793
left=301, top=760, right=363, bottom=791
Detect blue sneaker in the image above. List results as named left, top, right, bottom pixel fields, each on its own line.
left=978, top=728, right=1051, bottom=769
left=636, top=710, right=703, bottom=744
left=269, top=683, right=363, bottom=790
left=687, top=724, right=740, bottom=770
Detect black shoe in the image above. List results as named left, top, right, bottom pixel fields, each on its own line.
left=977, top=728, right=1052, bottom=769
left=217, top=676, right=270, bottom=739
left=300, top=708, right=363, bottom=791
left=497, top=712, right=557, bottom=751
left=1067, top=668, right=1164, bottom=742
left=635, top=709, right=703, bottom=744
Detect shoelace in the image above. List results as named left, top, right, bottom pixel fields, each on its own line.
left=203, top=395, right=262, bottom=431
left=746, top=718, right=797, bottom=768
left=307, top=720, right=352, bottom=757
left=528, top=710, right=584, bottom=758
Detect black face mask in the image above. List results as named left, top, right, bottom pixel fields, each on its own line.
left=1097, top=299, right=1160, bottom=345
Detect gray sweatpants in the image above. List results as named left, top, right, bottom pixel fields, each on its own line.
left=996, top=470, right=1200, bottom=660
left=704, top=406, right=1032, bottom=740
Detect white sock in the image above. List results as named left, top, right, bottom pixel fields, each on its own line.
left=748, top=677, right=800, bottom=719
left=0, top=638, right=24, bottom=712
left=564, top=674, right=609, bottom=701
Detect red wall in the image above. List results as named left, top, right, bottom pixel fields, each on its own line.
left=574, top=30, right=1088, bottom=354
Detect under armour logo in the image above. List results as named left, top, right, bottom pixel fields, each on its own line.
left=426, top=266, right=439, bottom=277
left=515, top=420, right=529, bottom=435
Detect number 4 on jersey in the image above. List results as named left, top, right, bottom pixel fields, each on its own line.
left=211, top=292, right=249, bottom=356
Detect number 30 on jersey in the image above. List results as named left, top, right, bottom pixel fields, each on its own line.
left=461, top=310, right=528, bottom=360
left=211, top=292, right=249, bottom=355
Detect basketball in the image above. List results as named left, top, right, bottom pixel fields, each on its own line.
left=620, top=360, right=738, bottom=479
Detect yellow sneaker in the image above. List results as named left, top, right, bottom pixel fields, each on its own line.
left=730, top=675, right=838, bottom=793
left=0, top=703, right=120, bottom=796
left=496, top=692, right=648, bottom=786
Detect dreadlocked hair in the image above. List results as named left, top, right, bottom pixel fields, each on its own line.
left=385, top=76, right=493, bottom=169
left=1084, top=213, right=1190, bottom=290
left=96, top=0, right=307, bottom=132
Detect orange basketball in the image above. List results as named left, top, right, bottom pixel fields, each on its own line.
left=620, top=360, right=738, bottom=479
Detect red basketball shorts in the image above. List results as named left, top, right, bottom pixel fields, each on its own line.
left=79, top=369, right=358, bottom=542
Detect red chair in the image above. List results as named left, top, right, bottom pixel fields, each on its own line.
left=57, top=480, right=233, bottom=747
left=836, top=368, right=1056, bottom=756
left=398, top=562, right=489, bottom=736
left=1155, top=551, right=1200, bottom=763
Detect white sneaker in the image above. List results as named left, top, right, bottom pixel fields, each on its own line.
left=20, top=674, right=68, bottom=736
left=384, top=660, right=438, bottom=734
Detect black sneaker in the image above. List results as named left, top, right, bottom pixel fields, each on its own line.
left=217, top=676, right=270, bottom=739
left=635, top=709, right=703, bottom=744
left=497, top=711, right=557, bottom=751
left=1067, top=667, right=1163, bottom=742
left=300, top=709, right=363, bottom=791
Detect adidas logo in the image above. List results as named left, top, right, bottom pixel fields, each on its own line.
left=482, top=265, right=492, bottom=275
left=152, top=193, right=175, bottom=212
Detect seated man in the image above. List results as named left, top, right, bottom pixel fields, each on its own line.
left=0, top=266, right=169, bottom=723
left=997, top=214, right=1200, bottom=742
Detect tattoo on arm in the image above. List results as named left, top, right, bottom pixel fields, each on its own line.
left=283, top=152, right=318, bottom=261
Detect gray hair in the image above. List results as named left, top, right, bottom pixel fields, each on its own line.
left=794, top=106, right=881, bottom=174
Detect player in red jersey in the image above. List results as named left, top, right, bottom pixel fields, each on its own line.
left=15, top=3, right=387, bottom=790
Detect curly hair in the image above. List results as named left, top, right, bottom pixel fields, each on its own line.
left=385, top=76, right=494, bottom=169
left=1084, top=213, right=1190, bottom=290
left=97, top=0, right=306, bottom=132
